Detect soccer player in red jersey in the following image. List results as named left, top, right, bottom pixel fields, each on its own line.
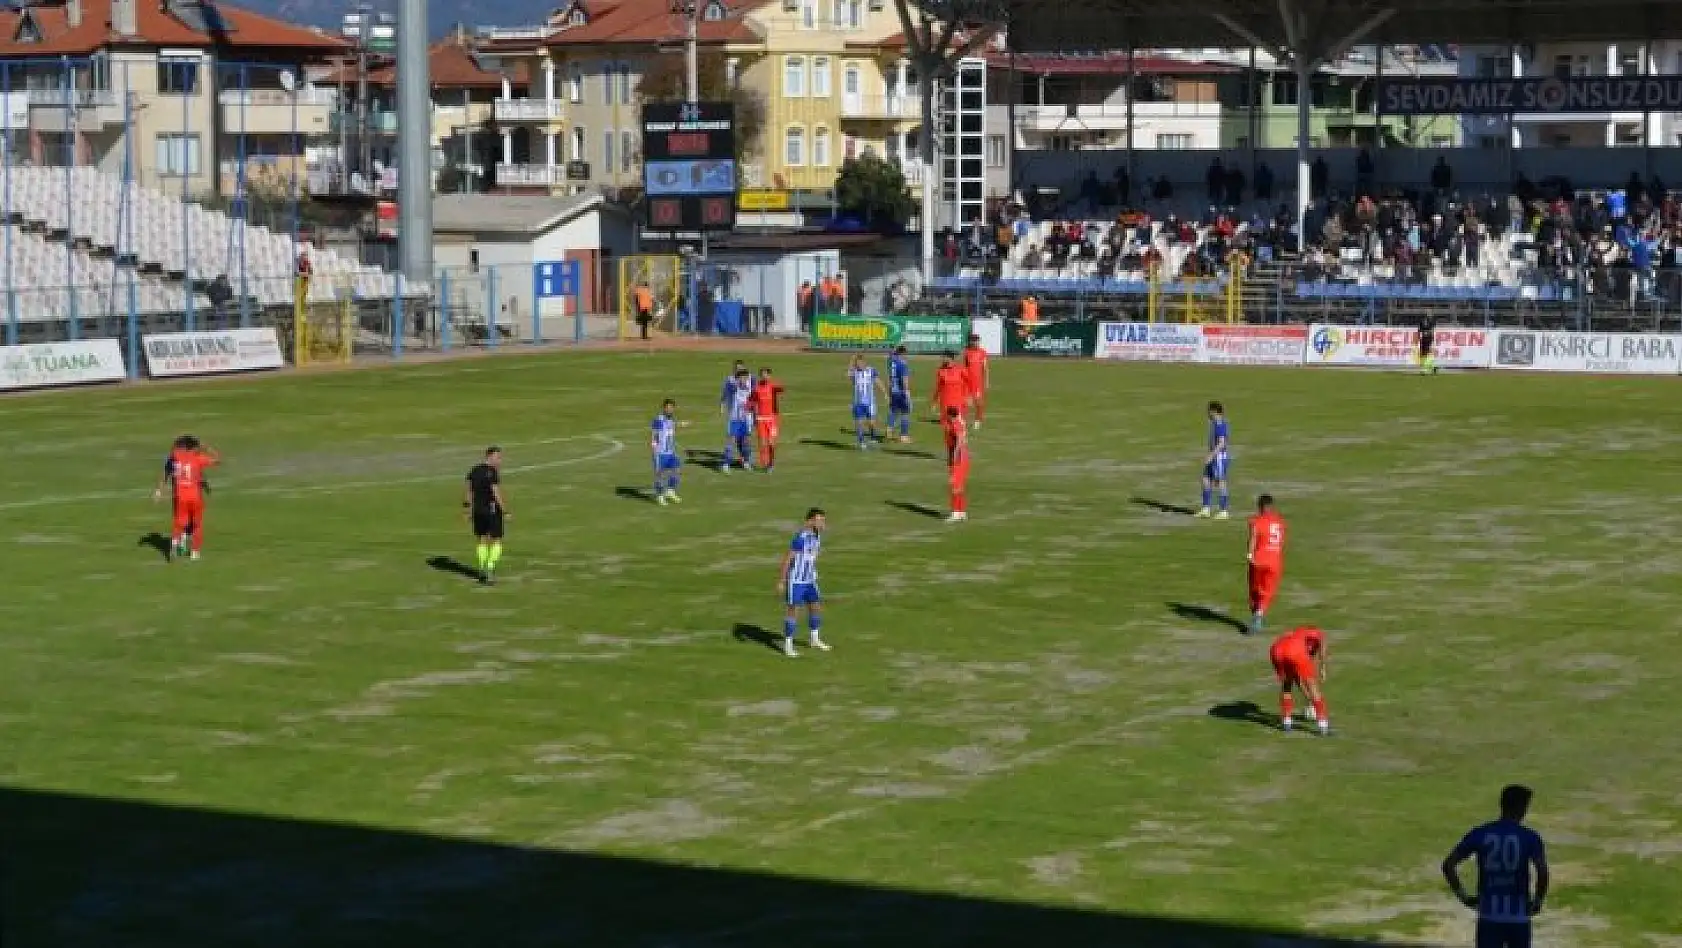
left=944, top=406, right=970, bottom=522
left=153, top=434, right=219, bottom=561
left=1268, top=625, right=1329, bottom=735
left=749, top=367, right=785, bottom=473
left=961, top=333, right=989, bottom=430
left=1246, top=494, right=1286, bottom=636
left=932, top=351, right=968, bottom=424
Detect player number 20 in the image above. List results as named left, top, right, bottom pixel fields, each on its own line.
left=1481, top=834, right=1522, bottom=873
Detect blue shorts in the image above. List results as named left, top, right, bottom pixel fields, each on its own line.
left=656, top=453, right=681, bottom=471
left=786, top=582, right=822, bottom=607
left=1204, top=455, right=1230, bottom=481
left=852, top=402, right=876, bottom=421
left=889, top=392, right=912, bottom=415
left=1476, top=921, right=1531, bottom=948
left=728, top=420, right=751, bottom=439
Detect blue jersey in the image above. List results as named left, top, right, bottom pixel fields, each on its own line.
left=785, top=528, right=821, bottom=586
left=1205, top=416, right=1231, bottom=479
left=651, top=414, right=680, bottom=465
left=850, top=366, right=879, bottom=409
left=1449, top=819, right=1547, bottom=924
left=722, top=378, right=754, bottom=425
left=888, top=355, right=911, bottom=396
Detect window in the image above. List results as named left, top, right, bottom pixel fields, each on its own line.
left=702, top=0, right=726, bottom=19
left=985, top=133, right=1005, bottom=167
left=725, top=58, right=739, bottom=87
left=813, top=126, right=831, bottom=166
left=154, top=133, right=201, bottom=175
left=619, top=66, right=632, bottom=104
left=566, top=65, right=583, bottom=103
left=782, top=0, right=796, bottom=9
left=785, top=125, right=805, bottom=166
left=840, top=0, right=861, bottom=27
left=844, top=133, right=857, bottom=159
left=1616, top=122, right=1643, bottom=146
left=783, top=56, right=805, bottom=97
left=157, top=58, right=199, bottom=95
left=1156, top=133, right=1193, bottom=149
left=1475, top=55, right=1510, bottom=78
left=604, top=130, right=615, bottom=171
left=811, top=57, right=831, bottom=97
left=568, top=6, right=587, bottom=25
left=571, top=125, right=586, bottom=162
left=14, top=10, right=40, bottom=43
left=1430, top=135, right=1455, bottom=147
left=1620, top=51, right=1642, bottom=76
left=801, top=0, right=816, bottom=28
left=621, top=130, right=635, bottom=170
left=1476, top=134, right=1503, bottom=149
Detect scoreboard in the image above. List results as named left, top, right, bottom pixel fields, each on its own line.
left=641, top=102, right=737, bottom=234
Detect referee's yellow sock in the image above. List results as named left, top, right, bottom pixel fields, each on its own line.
left=487, top=543, right=503, bottom=571
left=475, top=543, right=489, bottom=570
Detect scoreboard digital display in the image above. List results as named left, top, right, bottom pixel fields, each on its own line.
left=641, top=102, right=737, bottom=233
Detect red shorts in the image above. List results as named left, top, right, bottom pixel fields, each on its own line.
left=1248, top=563, right=1281, bottom=611
left=755, top=418, right=779, bottom=441
left=939, top=398, right=967, bottom=416
left=965, top=380, right=984, bottom=399
left=173, top=494, right=205, bottom=533
left=1269, top=648, right=1313, bottom=687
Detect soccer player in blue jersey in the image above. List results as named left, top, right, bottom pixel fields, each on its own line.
left=886, top=345, right=913, bottom=442
left=1443, top=785, right=1551, bottom=948
left=650, top=398, right=685, bottom=505
left=847, top=355, right=888, bottom=448
left=1198, top=400, right=1231, bottom=520
left=776, top=507, right=830, bottom=657
left=718, top=364, right=755, bottom=473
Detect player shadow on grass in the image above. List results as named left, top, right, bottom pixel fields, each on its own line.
left=885, top=500, right=945, bottom=520
left=1, top=784, right=1433, bottom=948
left=731, top=623, right=785, bottom=654
left=684, top=448, right=731, bottom=471
left=137, top=532, right=172, bottom=561
left=615, top=486, right=658, bottom=503
left=1207, top=700, right=1281, bottom=730
left=799, top=437, right=857, bottom=452
left=1130, top=496, right=1198, bottom=516
left=1167, top=601, right=1250, bottom=635
left=425, top=555, right=482, bottom=582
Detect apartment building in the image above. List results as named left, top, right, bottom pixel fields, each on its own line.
left=0, top=0, right=346, bottom=195
left=1458, top=42, right=1681, bottom=148
left=320, top=36, right=517, bottom=194
left=479, top=0, right=923, bottom=201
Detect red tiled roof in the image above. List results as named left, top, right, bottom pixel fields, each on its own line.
left=325, top=38, right=517, bottom=90
left=0, top=0, right=347, bottom=57
left=544, top=0, right=765, bottom=48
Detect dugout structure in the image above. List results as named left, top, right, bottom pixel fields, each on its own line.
left=618, top=255, right=684, bottom=340
left=293, top=274, right=355, bottom=366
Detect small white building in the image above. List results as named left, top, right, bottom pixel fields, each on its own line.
left=432, top=193, right=635, bottom=337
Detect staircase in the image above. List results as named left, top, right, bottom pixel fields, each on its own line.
left=1239, top=259, right=1288, bottom=323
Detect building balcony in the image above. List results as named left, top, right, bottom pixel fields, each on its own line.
left=24, top=88, right=124, bottom=131
left=841, top=94, right=917, bottom=120
left=220, top=88, right=335, bottom=136
left=896, top=158, right=925, bottom=186
left=494, top=98, right=565, bottom=123
left=330, top=111, right=399, bottom=135
left=495, top=162, right=565, bottom=187
left=1015, top=101, right=1222, bottom=131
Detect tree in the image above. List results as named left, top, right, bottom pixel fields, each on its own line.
left=637, top=49, right=766, bottom=162
left=835, top=155, right=915, bottom=228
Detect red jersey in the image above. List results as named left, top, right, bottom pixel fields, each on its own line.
left=1272, top=625, right=1324, bottom=659
left=944, top=416, right=969, bottom=468
left=1249, top=511, right=1286, bottom=568
left=166, top=448, right=216, bottom=499
left=962, top=345, right=988, bottom=389
left=749, top=379, right=784, bottom=419
left=935, top=364, right=968, bottom=407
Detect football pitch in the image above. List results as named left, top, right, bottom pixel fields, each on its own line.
left=1, top=350, right=1678, bottom=948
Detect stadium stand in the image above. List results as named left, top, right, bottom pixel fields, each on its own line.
left=2, top=167, right=400, bottom=324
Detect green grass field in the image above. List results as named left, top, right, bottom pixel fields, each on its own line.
left=2, top=350, right=1679, bottom=948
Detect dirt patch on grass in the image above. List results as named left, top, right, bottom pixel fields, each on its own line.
left=566, top=799, right=738, bottom=847
left=850, top=782, right=951, bottom=799
left=1023, top=852, right=1085, bottom=888
left=727, top=698, right=798, bottom=718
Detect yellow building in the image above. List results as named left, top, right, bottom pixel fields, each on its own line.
left=479, top=0, right=921, bottom=199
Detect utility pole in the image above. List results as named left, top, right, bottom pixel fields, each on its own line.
left=396, top=0, right=432, bottom=286
left=355, top=7, right=371, bottom=189
left=672, top=0, right=699, bottom=104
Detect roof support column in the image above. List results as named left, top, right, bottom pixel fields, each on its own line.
left=1295, top=54, right=1313, bottom=253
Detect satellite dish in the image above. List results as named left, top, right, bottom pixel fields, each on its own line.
left=278, top=70, right=295, bottom=92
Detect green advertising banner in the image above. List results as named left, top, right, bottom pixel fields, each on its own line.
left=1004, top=319, right=1098, bottom=358
left=810, top=313, right=971, bottom=354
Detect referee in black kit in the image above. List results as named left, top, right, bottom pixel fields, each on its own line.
left=464, top=447, right=508, bottom=584
left=1417, top=314, right=1439, bottom=375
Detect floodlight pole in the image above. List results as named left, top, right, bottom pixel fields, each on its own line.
left=397, top=0, right=431, bottom=289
